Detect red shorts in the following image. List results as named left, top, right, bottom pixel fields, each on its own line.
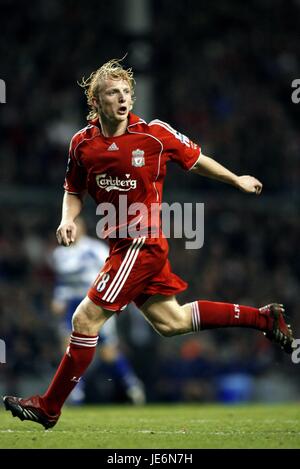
left=87, top=236, right=187, bottom=312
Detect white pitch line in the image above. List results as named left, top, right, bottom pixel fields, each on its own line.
left=1, top=429, right=299, bottom=436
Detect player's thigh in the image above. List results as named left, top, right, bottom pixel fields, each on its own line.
left=72, top=296, right=116, bottom=334
left=140, top=295, right=191, bottom=335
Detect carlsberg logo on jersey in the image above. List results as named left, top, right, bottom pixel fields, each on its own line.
left=96, top=173, right=137, bottom=192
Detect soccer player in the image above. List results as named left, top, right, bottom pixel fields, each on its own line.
left=49, top=216, right=145, bottom=405
left=3, top=58, right=294, bottom=429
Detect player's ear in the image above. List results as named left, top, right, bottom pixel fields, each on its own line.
left=92, top=97, right=101, bottom=111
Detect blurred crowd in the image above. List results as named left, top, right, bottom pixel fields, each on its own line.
left=0, top=202, right=299, bottom=402
left=0, top=0, right=299, bottom=402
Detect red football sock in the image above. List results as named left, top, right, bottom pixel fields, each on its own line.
left=190, top=300, right=268, bottom=331
left=41, top=332, right=98, bottom=415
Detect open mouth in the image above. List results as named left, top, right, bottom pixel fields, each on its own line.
left=118, top=106, right=127, bottom=114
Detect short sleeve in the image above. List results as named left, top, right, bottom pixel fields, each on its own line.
left=63, top=138, right=87, bottom=194
left=149, top=120, right=201, bottom=171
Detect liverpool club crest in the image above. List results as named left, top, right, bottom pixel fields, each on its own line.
left=132, top=149, right=145, bottom=167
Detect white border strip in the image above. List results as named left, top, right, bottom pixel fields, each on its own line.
left=109, top=237, right=146, bottom=303
left=103, top=238, right=139, bottom=301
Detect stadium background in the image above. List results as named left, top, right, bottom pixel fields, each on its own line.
left=0, top=0, right=299, bottom=405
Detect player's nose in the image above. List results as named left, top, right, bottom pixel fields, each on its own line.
left=119, top=93, right=126, bottom=102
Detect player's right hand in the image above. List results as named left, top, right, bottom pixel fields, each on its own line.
left=56, top=221, right=77, bottom=246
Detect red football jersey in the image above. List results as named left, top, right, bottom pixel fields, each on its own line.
left=64, top=112, right=201, bottom=240
left=64, top=113, right=201, bottom=310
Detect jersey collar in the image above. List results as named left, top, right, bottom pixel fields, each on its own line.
left=127, top=112, right=146, bottom=128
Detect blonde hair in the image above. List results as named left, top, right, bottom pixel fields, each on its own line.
left=78, top=58, right=135, bottom=121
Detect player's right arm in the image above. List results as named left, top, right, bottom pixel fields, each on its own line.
left=57, top=133, right=88, bottom=246
left=56, top=192, right=84, bottom=246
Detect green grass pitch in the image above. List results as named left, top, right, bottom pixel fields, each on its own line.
left=0, top=403, right=299, bottom=449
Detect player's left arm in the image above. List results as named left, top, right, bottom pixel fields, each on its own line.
left=191, top=154, right=263, bottom=194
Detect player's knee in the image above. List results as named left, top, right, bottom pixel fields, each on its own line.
left=72, top=308, right=88, bottom=332
left=72, top=298, right=105, bottom=335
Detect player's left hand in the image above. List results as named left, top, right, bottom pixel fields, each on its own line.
left=237, top=175, right=263, bottom=195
